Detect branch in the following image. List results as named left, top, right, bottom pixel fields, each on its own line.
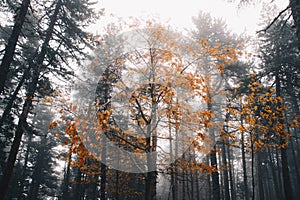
left=256, top=5, right=290, bottom=34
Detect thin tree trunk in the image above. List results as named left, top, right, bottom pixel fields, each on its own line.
left=257, top=152, right=265, bottom=200
left=221, top=136, right=230, bottom=200
left=100, top=136, right=107, bottom=200
left=0, top=68, right=28, bottom=128
left=210, top=145, right=220, bottom=200
left=219, top=152, right=224, bottom=200
left=0, top=0, right=31, bottom=93
left=275, top=73, right=293, bottom=200
left=240, top=118, right=249, bottom=200
left=207, top=156, right=212, bottom=200
left=190, top=152, right=195, bottom=200
left=18, top=132, right=33, bottom=198
left=196, top=169, right=200, bottom=200
left=28, top=138, right=47, bottom=199
left=62, top=146, right=72, bottom=200
left=227, top=142, right=236, bottom=200
left=182, top=154, right=186, bottom=200
left=267, top=148, right=281, bottom=200
left=250, top=132, right=255, bottom=200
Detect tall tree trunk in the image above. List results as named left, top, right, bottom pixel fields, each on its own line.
left=0, top=0, right=30, bottom=93
left=0, top=70, right=38, bottom=200
left=189, top=151, right=195, bottom=200
left=227, top=145, right=236, bottom=200
left=195, top=169, right=200, bottom=200
left=0, top=1, right=61, bottom=198
left=145, top=137, right=157, bottom=200
left=257, top=152, right=265, bottom=200
left=267, top=148, right=282, bottom=200
left=207, top=99, right=220, bottom=200
left=62, top=146, right=72, bottom=200
left=275, top=74, right=293, bottom=200
left=169, top=129, right=177, bottom=200
left=250, top=133, right=255, bottom=200
left=210, top=145, right=220, bottom=200
left=240, top=118, right=249, bottom=200
left=18, top=132, right=33, bottom=198
left=221, top=120, right=230, bottom=200
left=0, top=68, right=28, bottom=128
left=182, top=154, right=186, bottom=200
left=100, top=136, right=107, bottom=200
left=28, top=138, right=47, bottom=199
left=207, top=156, right=212, bottom=200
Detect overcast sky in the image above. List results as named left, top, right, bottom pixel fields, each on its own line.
left=91, top=0, right=289, bottom=36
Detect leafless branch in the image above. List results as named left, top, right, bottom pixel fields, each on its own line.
left=256, top=5, right=290, bottom=34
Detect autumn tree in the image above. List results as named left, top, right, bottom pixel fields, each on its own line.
left=190, top=11, right=245, bottom=200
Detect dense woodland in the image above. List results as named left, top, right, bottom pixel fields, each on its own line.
left=0, top=0, right=299, bottom=200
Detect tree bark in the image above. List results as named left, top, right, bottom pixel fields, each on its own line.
left=0, top=0, right=30, bottom=94
left=62, top=145, right=72, bottom=200
left=240, top=117, right=249, bottom=200
left=221, top=121, right=230, bottom=200
left=210, top=146, right=220, bottom=200
left=275, top=73, right=293, bottom=200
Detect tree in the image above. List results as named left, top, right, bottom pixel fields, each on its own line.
left=235, top=0, right=300, bottom=50
left=0, top=0, right=99, bottom=198
left=256, top=6, right=299, bottom=199
left=190, top=11, right=245, bottom=200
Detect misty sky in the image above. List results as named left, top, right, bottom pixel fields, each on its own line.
left=90, top=0, right=289, bottom=36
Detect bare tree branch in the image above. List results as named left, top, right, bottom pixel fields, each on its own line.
left=257, top=6, right=290, bottom=33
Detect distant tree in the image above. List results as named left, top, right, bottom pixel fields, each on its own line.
left=190, top=11, right=246, bottom=200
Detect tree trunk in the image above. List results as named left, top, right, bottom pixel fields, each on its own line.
left=145, top=137, right=157, bottom=200
left=0, top=68, right=28, bottom=128
left=100, top=136, right=107, bottom=200
left=221, top=132, right=230, bottom=200
left=275, top=73, right=293, bottom=200
left=28, top=138, right=47, bottom=199
left=0, top=0, right=30, bottom=93
left=0, top=71, right=38, bottom=200
left=267, top=148, right=282, bottom=200
left=240, top=118, right=249, bottom=200
left=227, top=145, right=236, bottom=200
left=62, top=146, right=72, bottom=200
left=18, top=133, right=33, bottom=198
left=210, top=145, right=220, bottom=200
left=207, top=156, right=212, bottom=200
left=257, top=152, right=265, bottom=200
left=145, top=79, right=158, bottom=200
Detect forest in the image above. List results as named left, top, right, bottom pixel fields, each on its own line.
left=0, top=0, right=299, bottom=200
